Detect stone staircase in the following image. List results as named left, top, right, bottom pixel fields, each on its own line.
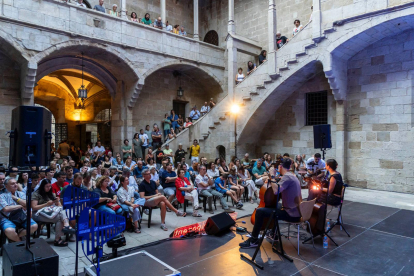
left=163, top=24, right=337, bottom=158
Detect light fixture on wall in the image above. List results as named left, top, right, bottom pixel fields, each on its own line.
left=77, top=52, right=87, bottom=109
left=173, top=70, right=184, bottom=98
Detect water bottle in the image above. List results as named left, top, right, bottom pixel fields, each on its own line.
left=323, top=235, right=328, bottom=249
left=326, top=221, right=330, bottom=232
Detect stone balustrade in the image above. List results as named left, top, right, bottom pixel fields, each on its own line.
left=0, top=0, right=225, bottom=69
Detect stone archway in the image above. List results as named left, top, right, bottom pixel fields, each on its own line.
left=204, top=30, right=219, bottom=46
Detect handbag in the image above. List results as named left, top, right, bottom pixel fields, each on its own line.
left=37, top=206, right=62, bottom=219
left=106, top=202, right=121, bottom=211
left=1, top=209, right=27, bottom=229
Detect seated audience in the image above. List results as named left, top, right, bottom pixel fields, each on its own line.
left=177, top=115, right=184, bottom=127
left=184, top=117, right=193, bottom=128
left=252, top=159, right=268, bottom=186
left=139, top=169, right=186, bottom=231
left=167, top=128, right=177, bottom=141
left=65, top=166, right=74, bottom=184
left=0, top=178, right=38, bottom=242
left=218, top=158, right=230, bottom=175
left=228, top=168, right=244, bottom=203
left=214, top=174, right=242, bottom=209
left=17, top=172, right=29, bottom=193
left=175, top=169, right=201, bottom=217
left=52, top=171, right=69, bottom=198
left=93, top=176, right=122, bottom=215
left=235, top=68, right=245, bottom=84
left=293, top=19, right=303, bottom=36
left=258, top=50, right=267, bottom=65
left=247, top=61, right=257, bottom=75
left=207, top=162, right=220, bottom=179
left=32, top=179, right=73, bottom=247
left=133, top=161, right=147, bottom=185
left=161, top=163, right=177, bottom=205
left=237, top=167, right=258, bottom=203
left=117, top=176, right=144, bottom=233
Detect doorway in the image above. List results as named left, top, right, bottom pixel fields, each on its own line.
left=216, top=145, right=226, bottom=160
left=173, top=100, right=188, bottom=119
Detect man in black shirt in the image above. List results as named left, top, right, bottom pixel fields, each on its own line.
left=139, top=169, right=186, bottom=231
left=155, top=145, right=164, bottom=170
left=276, top=31, right=289, bottom=49
left=174, top=143, right=186, bottom=166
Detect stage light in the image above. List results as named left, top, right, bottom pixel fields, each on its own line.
left=231, top=103, right=240, bottom=114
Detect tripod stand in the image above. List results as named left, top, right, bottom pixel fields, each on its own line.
left=240, top=184, right=292, bottom=269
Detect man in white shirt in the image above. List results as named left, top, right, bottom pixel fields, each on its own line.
left=93, top=141, right=105, bottom=164
left=165, top=21, right=173, bottom=32
left=200, top=102, right=211, bottom=116
left=306, top=153, right=326, bottom=178
left=196, top=165, right=233, bottom=214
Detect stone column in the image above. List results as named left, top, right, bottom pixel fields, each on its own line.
left=312, top=0, right=322, bottom=42
left=336, top=100, right=346, bottom=179
left=161, top=0, right=166, bottom=25
left=120, top=0, right=127, bottom=19
left=227, top=38, right=237, bottom=101
left=193, top=0, right=199, bottom=40
left=228, top=0, right=235, bottom=35
left=267, top=0, right=277, bottom=74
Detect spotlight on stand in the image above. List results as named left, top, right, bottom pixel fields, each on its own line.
left=106, top=234, right=126, bottom=259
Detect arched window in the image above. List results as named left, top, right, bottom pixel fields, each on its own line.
left=204, top=30, right=219, bottom=46
left=216, top=145, right=226, bottom=160
left=95, top=109, right=111, bottom=122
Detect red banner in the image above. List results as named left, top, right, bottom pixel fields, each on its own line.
left=170, top=212, right=238, bottom=238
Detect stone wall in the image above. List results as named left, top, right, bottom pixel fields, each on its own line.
left=0, top=51, right=21, bottom=165
left=257, top=73, right=337, bottom=163
left=346, top=28, right=414, bottom=193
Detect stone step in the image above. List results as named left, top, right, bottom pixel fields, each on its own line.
left=287, top=59, right=298, bottom=65
left=263, top=78, right=273, bottom=84
left=213, top=121, right=221, bottom=125
left=304, top=43, right=317, bottom=50
left=209, top=125, right=216, bottom=129
left=243, top=96, right=252, bottom=101
left=198, top=137, right=204, bottom=141
left=201, top=133, right=209, bottom=138
left=279, top=66, right=289, bottom=71
left=296, top=51, right=307, bottom=57
left=269, top=73, right=280, bottom=80
left=256, top=85, right=266, bottom=89
left=250, top=91, right=259, bottom=96
left=323, top=27, right=336, bottom=34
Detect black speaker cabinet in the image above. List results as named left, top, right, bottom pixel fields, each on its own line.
left=2, top=238, right=59, bottom=276
left=9, top=106, right=52, bottom=167
left=313, top=124, right=332, bottom=149
left=205, top=212, right=235, bottom=235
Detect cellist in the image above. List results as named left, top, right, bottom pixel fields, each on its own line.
left=239, top=158, right=302, bottom=248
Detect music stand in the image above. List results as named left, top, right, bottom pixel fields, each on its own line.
left=241, top=184, right=292, bottom=270
left=78, top=208, right=126, bottom=276
left=62, top=186, right=100, bottom=276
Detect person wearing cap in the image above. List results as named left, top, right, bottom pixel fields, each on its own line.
left=189, top=106, right=200, bottom=121
left=276, top=31, right=289, bottom=49
left=163, top=144, right=174, bottom=165
left=175, top=144, right=186, bottom=166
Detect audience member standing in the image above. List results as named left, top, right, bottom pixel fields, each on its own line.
left=276, top=31, right=289, bottom=49
left=235, top=68, right=245, bottom=84
left=58, top=140, right=70, bottom=158
left=189, top=106, right=200, bottom=121
left=293, top=19, right=303, bottom=36
left=189, top=139, right=200, bottom=164
left=141, top=13, right=152, bottom=25
left=132, top=133, right=142, bottom=161
left=258, top=50, right=267, bottom=65
left=200, top=102, right=211, bottom=116
left=154, top=17, right=163, bottom=29
left=93, top=0, right=105, bottom=13
left=130, top=12, right=139, bottom=22
left=247, top=61, right=257, bottom=76
left=179, top=27, right=187, bottom=36
left=144, top=125, right=153, bottom=148
left=109, top=4, right=119, bottom=17
left=151, top=124, right=163, bottom=149
left=168, top=110, right=179, bottom=131
left=163, top=114, right=171, bottom=141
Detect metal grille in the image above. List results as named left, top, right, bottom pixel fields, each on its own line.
left=204, top=30, right=219, bottom=46
left=306, top=91, right=328, bottom=126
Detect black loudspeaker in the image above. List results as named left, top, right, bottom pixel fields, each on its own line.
left=9, top=106, right=52, bottom=167
left=313, top=124, right=332, bottom=149
left=2, top=239, right=59, bottom=276
left=204, top=212, right=235, bottom=235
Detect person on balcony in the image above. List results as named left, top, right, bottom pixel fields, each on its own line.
left=154, top=17, right=164, bottom=29
left=141, top=13, right=152, bottom=25
left=200, top=102, right=211, bottom=116
left=276, top=31, right=289, bottom=49
left=293, top=19, right=303, bottom=36
left=247, top=61, right=257, bottom=76
left=258, top=50, right=267, bottom=65
left=165, top=21, right=173, bottom=32
left=184, top=117, right=193, bottom=128
left=109, top=4, right=119, bottom=17
left=76, top=0, right=86, bottom=8
left=189, top=106, right=200, bottom=121
left=173, top=25, right=180, bottom=34
left=235, top=68, right=245, bottom=84
left=93, top=0, right=105, bottom=13
left=130, top=12, right=139, bottom=22
left=179, top=27, right=187, bottom=36
left=168, top=110, right=179, bottom=130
